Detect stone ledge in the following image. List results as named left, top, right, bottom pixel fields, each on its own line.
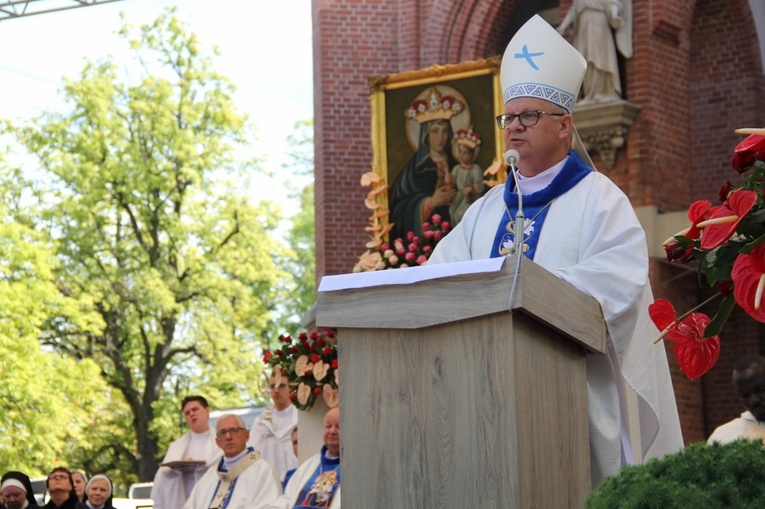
left=573, top=100, right=641, bottom=170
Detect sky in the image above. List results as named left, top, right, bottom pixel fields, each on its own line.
left=0, top=0, right=313, bottom=212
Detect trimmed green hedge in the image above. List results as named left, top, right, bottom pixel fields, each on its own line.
left=585, top=440, right=765, bottom=508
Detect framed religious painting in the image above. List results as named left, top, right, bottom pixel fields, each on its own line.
left=362, top=56, right=506, bottom=253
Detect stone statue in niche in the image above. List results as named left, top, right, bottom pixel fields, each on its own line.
left=557, top=0, right=633, bottom=104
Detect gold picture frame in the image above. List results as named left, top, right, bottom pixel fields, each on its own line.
left=360, top=57, right=505, bottom=250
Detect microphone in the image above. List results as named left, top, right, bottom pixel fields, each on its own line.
left=504, top=149, right=520, bottom=167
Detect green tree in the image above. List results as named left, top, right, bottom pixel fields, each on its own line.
left=2, top=10, right=294, bottom=481
left=0, top=167, right=118, bottom=478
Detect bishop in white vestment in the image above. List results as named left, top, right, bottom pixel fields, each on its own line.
left=428, top=15, right=683, bottom=486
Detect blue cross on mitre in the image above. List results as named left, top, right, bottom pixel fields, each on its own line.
left=514, top=44, right=543, bottom=70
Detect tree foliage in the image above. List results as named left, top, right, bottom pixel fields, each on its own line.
left=0, top=168, right=126, bottom=479
left=0, top=9, right=298, bottom=483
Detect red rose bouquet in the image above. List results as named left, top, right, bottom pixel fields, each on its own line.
left=650, top=128, right=765, bottom=379
left=262, top=329, right=338, bottom=411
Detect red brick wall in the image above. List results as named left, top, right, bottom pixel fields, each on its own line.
left=690, top=0, right=765, bottom=202
left=314, top=0, right=765, bottom=447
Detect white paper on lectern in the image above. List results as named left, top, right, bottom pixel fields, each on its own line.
left=317, top=257, right=506, bottom=292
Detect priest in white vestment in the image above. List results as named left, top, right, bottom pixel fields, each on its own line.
left=185, top=414, right=281, bottom=509
left=265, top=406, right=340, bottom=509
left=247, top=370, right=298, bottom=478
left=427, top=15, right=683, bottom=487
left=151, top=396, right=221, bottom=509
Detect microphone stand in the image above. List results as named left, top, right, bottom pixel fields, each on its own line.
left=507, top=153, right=524, bottom=310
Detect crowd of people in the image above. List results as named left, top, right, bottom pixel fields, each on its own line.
left=148, top=371, right=340, bottom=509
left=1, top=371, right=340, bottom=509
left=0, top=469, right=110, bottom=509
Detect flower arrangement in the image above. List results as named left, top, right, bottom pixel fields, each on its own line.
left=353, top=214, right=451, bottom=272
left=262, top=329, right=338, bottom=411
left=650, top=128, right=765, bottom=379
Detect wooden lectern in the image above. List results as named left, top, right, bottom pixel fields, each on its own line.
left=316, top=256, right=605, bottom=508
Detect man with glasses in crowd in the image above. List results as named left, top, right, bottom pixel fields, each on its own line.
left=247, top=369, right=298, bottom=479
left=41, top=469, right=85, bottom=509
left=151, top=396, right=220, bottom=509
left=184, top=414, right=280, bottom=509
left=428, top=14, right=683, bottom=487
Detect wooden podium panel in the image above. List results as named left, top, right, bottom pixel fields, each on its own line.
left=317, top=257, right=604, bottom=508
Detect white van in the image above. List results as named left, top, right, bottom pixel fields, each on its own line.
left=29, top=477, right=46, bottom=506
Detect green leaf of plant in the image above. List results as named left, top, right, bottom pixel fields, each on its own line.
left=704, top=295, right=737, bottom=337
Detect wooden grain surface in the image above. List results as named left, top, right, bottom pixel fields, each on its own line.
left=339, top=313, right=590, bottom=508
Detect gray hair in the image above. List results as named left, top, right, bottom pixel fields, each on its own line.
left=215, top=413, right=247, bottom=430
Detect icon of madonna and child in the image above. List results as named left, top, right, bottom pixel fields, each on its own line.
left=388, top=86, right=488, bottom=241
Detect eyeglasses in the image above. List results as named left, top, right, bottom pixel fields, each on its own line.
left=496, top=110, right=565, bottom=129
left=48, top=474, right=69, bottom=481
left=217, top=427, right=246, bottom=438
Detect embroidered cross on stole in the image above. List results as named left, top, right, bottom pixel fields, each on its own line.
left=209, top=450, right=261, bottom=509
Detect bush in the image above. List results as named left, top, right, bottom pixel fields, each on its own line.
left=585, top=440, right=765, bottom=508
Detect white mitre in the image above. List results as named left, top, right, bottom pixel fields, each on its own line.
left=500, top=14, right=586, bottom=113
left=500, top=14, right=594, bottom=168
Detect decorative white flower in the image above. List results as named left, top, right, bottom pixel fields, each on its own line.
left=295, top=355, right=313, bottom=377
left=313, top=360, right=329, bottom=382
left=297, top=383, right=311, bottom=406
left=323, top=383, right=338, bottom=408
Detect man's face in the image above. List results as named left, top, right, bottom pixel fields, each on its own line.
left=502, top=97, right=570, bottom=176
left=215, top=416, right=250, bottom=458
left=270, top=379, right=291, bottom=411
left=183, top=400, right=211, bottom=434
left=735, top=367, right=765, bottom=421
left=47, top=471, right=72, bottom=494
left=2, top=487, right=26, bottom=509
left=323, top=408, right=340, bottom=457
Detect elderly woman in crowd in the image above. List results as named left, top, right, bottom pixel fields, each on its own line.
left=83, top=475, right=112, bottom=509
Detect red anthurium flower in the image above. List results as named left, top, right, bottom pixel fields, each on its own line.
left=648, top=299, right=721, bottom=379
left=732, top=132, right=765, bottom=173
left=698, top=190, right=758, bottom=250
left=732, top=243, right=765, bottom=323
left=662, top=200, right=718, bottom=263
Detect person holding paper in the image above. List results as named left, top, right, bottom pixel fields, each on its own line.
left=151, top=396, right=220, bottom=509
left=428, top=14, right=683, bottom=487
